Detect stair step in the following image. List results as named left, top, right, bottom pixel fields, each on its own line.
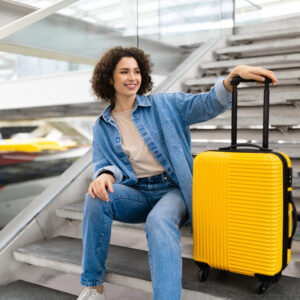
left=215, top=38, right=300, bottom=59
left=184, top=69, right=300, bottom=89
left=237, top=98, right=299, bottom=107
left=219, top=105, right=300, bottom=118
left=294, top=221, right=300, bottom=241
left=187, top=89, right=300, bottom=109
left=190, top=127, right=300, bottom=144
left=206, top=64, right=300, bottom=77
left=228, top=28, right=300, bottom=45
left=294, top=177, right=300, bottom=188
left=200, top=115, right=300, bottom=127
left=56, top=202, right=83, bottom=221
left=56, top=203, right=192, bottom=238
left=238, top=88, right=300, bottom=102
left=186, top=78, right=300, bottom=91
left=12, top=236, right=300, bottom=299
left=191, top=141, right=300, bottom=159
left=188, top=87, right=300, bottom=106
left=294, top=198, right=300, bottom=213
left=201, top=53, right=300, bottom=72
left=0, top=280, right=76, bottom=300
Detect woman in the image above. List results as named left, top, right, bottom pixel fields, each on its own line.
left=77, top=46, right=277, bottom=300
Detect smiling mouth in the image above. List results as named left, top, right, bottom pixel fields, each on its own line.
left=125, top=84, right=137, bottom=89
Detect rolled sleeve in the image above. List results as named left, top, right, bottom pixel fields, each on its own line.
left=214, top=76, right=232, bottom=109
left=92, top=165, right=123, bottom=183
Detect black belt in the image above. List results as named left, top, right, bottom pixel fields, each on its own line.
left=137, top=172, right=169, bottom=184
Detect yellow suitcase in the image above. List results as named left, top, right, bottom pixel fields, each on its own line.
left=192, top=77, right=298, bottom=294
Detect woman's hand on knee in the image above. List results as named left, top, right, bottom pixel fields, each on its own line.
left=88, top=173, right=115, bottom=201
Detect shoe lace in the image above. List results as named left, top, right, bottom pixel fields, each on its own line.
left=79, top=288, right=90, bottom=299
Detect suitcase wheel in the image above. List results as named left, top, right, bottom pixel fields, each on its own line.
left=258, top=281, right=270, bottom=294
left=256, top=272, right=281, bottom=294
left=274, top=272, right=282, bottom=282
left=197, top=267, right=210, bottom=282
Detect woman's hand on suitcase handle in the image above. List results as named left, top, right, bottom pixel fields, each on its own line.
left=224, top=65, right=278, bottom=93
left=88, top=173, right=115, bottom=201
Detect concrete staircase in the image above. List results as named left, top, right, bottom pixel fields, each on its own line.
left=1, top=16, right=300, bottom=300
left=10, top=198, right=300, bottom=299
left=184, top=17, right=300, bottom=214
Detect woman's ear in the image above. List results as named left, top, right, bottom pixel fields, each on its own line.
left=109, top=78, right=113, bottom=85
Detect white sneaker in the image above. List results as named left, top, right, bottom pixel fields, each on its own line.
left=77, top=287, right=106, bottom=300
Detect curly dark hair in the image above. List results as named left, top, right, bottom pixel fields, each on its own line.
left=91, top=46, right=154, bottom=105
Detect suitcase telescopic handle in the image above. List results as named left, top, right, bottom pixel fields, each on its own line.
left=229, top=76, right=272, bottom=150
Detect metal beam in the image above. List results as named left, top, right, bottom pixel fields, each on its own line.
left=0, top=40, right=97, bottom=65
left=0, top=0, right=78, bottom=40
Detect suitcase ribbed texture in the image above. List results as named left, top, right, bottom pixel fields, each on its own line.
left=193, top=151, right=283, bottom=277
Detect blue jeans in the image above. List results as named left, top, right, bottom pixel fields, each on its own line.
left=80, top=172, right=187, bottom=300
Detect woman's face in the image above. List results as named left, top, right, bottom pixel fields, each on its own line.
left=111, top=56, right=142, bottom=100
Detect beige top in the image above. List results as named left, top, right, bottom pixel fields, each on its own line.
left=111, top=109, right=165, bottom=178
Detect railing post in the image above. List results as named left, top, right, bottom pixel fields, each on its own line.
left=232, top=0, right=236, bottom=35
left=136, top=0, right=139, bottom=48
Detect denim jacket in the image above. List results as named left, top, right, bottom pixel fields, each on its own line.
left=92, top=77, right=232, bottom=225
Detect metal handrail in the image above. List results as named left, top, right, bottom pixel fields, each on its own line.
left=0, top=0, right=78, bottom=40
left=0, top=149, right=92, bottom=253
left=245, top=0, right=262, bottom=10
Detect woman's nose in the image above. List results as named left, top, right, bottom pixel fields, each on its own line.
left=128, top=72, right=136, bottom=80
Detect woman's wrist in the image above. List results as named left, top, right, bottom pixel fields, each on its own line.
left=223, top=66, right=240, bottom=93
left=101, top=172, right=115, bottom=183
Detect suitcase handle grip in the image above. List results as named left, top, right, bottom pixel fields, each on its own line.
left=230, top=76, right=272, bottom=149
left=230, top=76, right=272, bottom=85
left=219, top=143, right=272, bottom=152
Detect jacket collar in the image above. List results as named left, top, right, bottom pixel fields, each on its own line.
left=100, top=94, right=151, bottom=122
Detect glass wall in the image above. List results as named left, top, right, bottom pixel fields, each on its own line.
left=138, top=0, right=225, bottom=45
